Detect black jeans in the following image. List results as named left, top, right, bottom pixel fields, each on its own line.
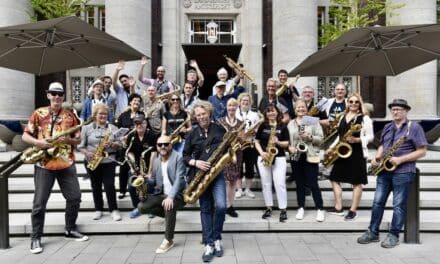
left=119, top=163, right=130, bottom=194
left=292, top=155, right=323, bottom=209
left=241, top=147, right=258, bottom=179
left=138, top=195, right=185, bottom=241
left=31, top=165, right=81, bottom=239
left=87, top=162, right=117, bottom=212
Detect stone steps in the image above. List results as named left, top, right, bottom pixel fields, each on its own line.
left=8, top=210, right=440, bottom=235
left=4, top=150, right=440, bottom=235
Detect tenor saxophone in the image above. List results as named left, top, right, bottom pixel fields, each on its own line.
left=322, top=124, right=362, bottom=167
left=87, top=127, right=112, bottom=171
left=262, top=124, right=279, bottom=167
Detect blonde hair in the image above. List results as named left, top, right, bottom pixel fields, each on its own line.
left=191, top=100, right=214, bottom=117
left=237, top=92, right=253, bottom=105
left=227, top=98, right=238, bottom=107
left=346, top=93, right=369, bottom=115
left=92, top=103, right=109, bottom=120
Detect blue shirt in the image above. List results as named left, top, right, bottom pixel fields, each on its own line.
left=208, top=86, right=245, bottom=121
left=380, top=120, right=427, bottom=173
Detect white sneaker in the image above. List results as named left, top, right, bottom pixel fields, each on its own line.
left=244, top=188, right=255, bottom=198
left=93, top=211, right=103, bottom=220
left=111, top=210, right=122, bottom=221
left=316, top=209, right=325, bottom=222
left=295, top=208, right=304, bottom=220
left=235, top=189, right=243, bottom=199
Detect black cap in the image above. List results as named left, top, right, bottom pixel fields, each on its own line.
left=133, top=113, right=146, bottom=123
left=388, top=99, right=411, bottom=110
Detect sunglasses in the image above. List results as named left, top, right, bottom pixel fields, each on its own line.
left=157, top=143, right=170, bottom=147
left=171, top=98, right=180, bottom=101
left=348, top=100, right=360, bottom=104
left=49, top=91, right=64, bottom=97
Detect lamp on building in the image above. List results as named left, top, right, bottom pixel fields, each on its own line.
left=206, top=20, right=218, bottom=44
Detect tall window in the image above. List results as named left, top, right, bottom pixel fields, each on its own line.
left=316, top=5, right=356, bottom=99
left=189, top=19, right=235, bottom=44
left=84, top=5, right=105, bottom=31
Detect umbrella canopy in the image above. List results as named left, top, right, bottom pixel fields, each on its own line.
left=289, top=24, right=440, bottom=77
left=0, top=16, right=145, bottom=75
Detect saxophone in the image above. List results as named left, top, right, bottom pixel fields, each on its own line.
left=20, top=118, right=93, bottom=164
left=156, top=88, right=181, bottom=101
left=322, top=124, right=362, bottom=167
left=170, top=114, right=191, bottom=145
left=183, top=123, right=244, bottom=204
left=262, top=124, right=279, bottom=167
left=241, top=113, right=265, bottom=150
left=276, top=74, right=300, bottom=97
left=223, top=54, right=254, bottom=81
left=370, top=135, right=407, bottom=176
left=87, top=126, right=112, bottom=171
left=291, top=125, right=308, bottom=162
left=321, top=113, right=344, bottom=149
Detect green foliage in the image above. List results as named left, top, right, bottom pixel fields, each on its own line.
left=30, top=0, right=90, bottom=21
left=319, top=0, right=404, bottom=47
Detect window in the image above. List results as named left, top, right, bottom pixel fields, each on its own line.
left=83, top=5, right=105, bottom=31
left=189, top=19, right=235, bottom=44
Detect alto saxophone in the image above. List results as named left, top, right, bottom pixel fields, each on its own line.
left=20, top=118, right=93, bottom=164
left=370, top=135, right=407, bottom=176
left=241, top=113, right=265, bottom=150
left=183, top=123, right=245, bottom=204
left=262, top=124, right=279, bottom=167
left=87, top=126, right=112, bottom=171
left=170, top=114, right=191, bottom=145
left=322, top=124, right=362, bottom=167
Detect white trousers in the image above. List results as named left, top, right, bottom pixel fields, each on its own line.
left=257, top=156, right=287, bottom=209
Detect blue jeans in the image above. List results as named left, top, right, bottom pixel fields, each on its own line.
left=368, top=172, right=415, bottom=237
left=199, top=172, right=226, bottom=246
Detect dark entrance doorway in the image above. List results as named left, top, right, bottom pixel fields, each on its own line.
left=181, top=43, right=242, bottom=100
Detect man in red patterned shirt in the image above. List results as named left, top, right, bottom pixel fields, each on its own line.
left=22, top=82, right=88, bottom=254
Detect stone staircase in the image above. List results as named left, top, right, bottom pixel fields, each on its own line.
left=3, top=150, right=440, bottom=235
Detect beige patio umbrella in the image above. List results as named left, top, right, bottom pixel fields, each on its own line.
left=289, top=24, right=440, bottom=77
left=0, top=16, right=145, bottom=75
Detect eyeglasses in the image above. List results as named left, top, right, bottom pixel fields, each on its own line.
left=157, top=143, right=170, bottom=147
left=391, top=108, right=405, bottom=112
left=348, top=100, right=360, bottom=104
left=171, top=98, right=180, bottom=101
left=49, top=91, right=64, bottom=97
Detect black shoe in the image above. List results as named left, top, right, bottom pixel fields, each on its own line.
left=65, top=230, right=89, bottom=242
left=280, top=210, right=288, bottom=222
left=118, top=193, right=126, bottom=199
left=226, top=206, right=239, bottom=217
left=30, top=238, right=43, bottom=254
left=327, top=207, right=345, bottom=216
left=344, top=210, right=358, bottom=221
left=262, top=208, right=272, bottom=219
left=286, top=176, right=296, bottom=183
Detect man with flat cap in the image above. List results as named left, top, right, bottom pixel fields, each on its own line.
left=357, top=99, right=427, bottom=248
left=22, top=82, right=88, bottom=254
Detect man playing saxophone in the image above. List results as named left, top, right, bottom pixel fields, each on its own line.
left=22, top=82, right=88, bottom=254
left=137, top=135, right=186, bottom=254
left=358, top=99, right=427, bottom=249
left=79, top=104, right=123, bottom=222
left=182, top=100, right=226, bottom=262
left=125, top=113, right=158, bottom=218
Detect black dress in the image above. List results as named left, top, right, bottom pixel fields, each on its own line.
left=329, top=114, right=367, bottom=185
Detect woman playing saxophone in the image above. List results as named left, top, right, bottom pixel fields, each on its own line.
left=287, top=99, right=325, bottom=222
left=254, top=104, right=290, bottom=222
left=327, top=94, right=374, bottom=221
left=78, top=104, right=122, bottom=221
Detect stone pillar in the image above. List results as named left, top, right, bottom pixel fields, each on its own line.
left=272, top=0, right=317, bottom=92
left=0, top=0, right=34, bottom=120
left=386, top=0, right=437, bottom=119
left=162, top=0, right=179, bottom=84
left=105, top=0, right=151, bottom=84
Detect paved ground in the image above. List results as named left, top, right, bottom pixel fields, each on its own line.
left=1, top=233, right=439, bottom=264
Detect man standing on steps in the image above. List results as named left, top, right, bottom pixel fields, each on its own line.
left=357, top=99, right=427, bottom=248
left=22, top=82, right=88, bottom=254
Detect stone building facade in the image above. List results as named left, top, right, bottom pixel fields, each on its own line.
left=0, top=0, right=438, bottom=120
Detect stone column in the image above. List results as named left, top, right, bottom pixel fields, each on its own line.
left=0, top=1, right=34, bottom=120
left=386, top=0, right=437, bottom=119
left=272, top=0, right=317, bottom=92
left=105, top=0, right=151, bottom=85
left=162, top=0, right=179, bottom=84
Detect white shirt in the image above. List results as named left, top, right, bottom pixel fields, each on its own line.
left=161, top=160, right=171, bottom=196
left=236, top=108, right=260, bottom=132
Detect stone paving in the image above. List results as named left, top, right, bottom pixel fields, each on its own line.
left=1, top=233, right=439, bottom=264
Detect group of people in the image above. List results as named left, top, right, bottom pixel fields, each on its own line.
left=21, top=57, right=428, bottom=262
